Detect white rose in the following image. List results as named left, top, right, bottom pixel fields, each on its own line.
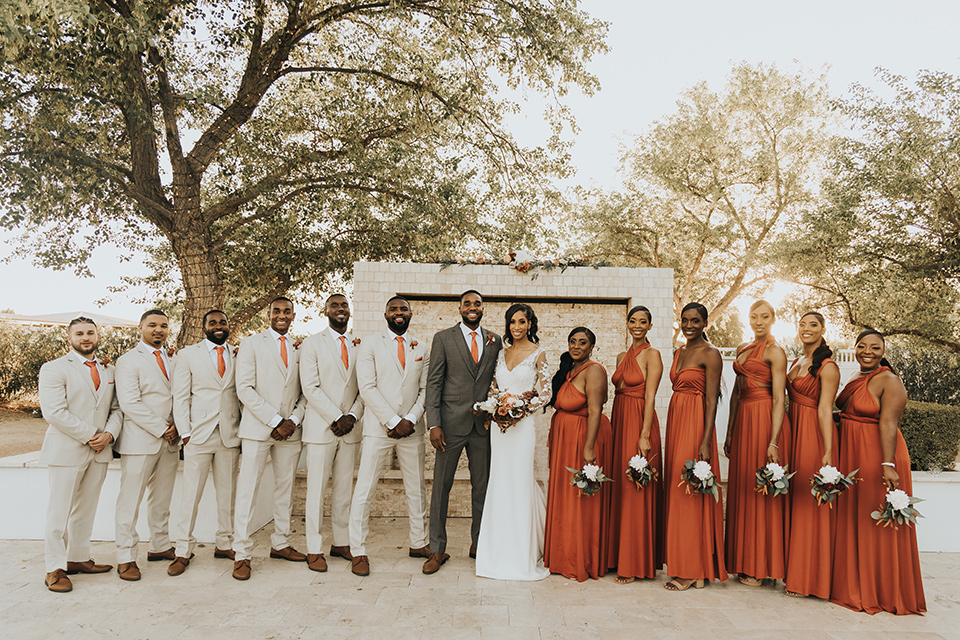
left=886, top=489, right=911, bottom=511
left=583, top=464, right=600, bottom=482
left=818, top=465, right=842, bottom=484
left=629, top=455, right=648, bottom=472
left=765, top=462, right=785, bottom=481
left=692, top=460, right=713, bottom=482
left=513, top=249, right=534, bottom=263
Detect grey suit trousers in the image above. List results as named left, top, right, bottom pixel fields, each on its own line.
left=429, top=426, right=490, bottom=553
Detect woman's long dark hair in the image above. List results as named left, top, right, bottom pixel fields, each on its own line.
left=855, top=328, right=897, bottom=375
left=547, top=327, right=596, bottom=409
left=681, top=302, right=710, bottom=342
left=627, top=305, right=652, bottom=322
left=502, top=303, right=539, bottom=346
left=800, top=311, right=833, bottom=376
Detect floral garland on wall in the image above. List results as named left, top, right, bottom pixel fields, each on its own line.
left=425, top=251, right=612, bottom=278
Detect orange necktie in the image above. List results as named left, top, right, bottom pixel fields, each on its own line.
left=279, top=335, right=288, bottom=367
left=154, top=350, right=169, bottom=379
left=396, top=336, right=405, bottom=369
left=85, top=360, right=100, bottom=390
left=470, top=332, right=479, bottom=364
left=215, top=346, right=226, bottom=378
left=339, top=336, right=349, bottom=370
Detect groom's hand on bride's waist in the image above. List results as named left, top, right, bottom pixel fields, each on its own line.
left=429, top=427, right=446, bottom=451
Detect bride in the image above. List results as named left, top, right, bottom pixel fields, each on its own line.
left=475, top=303, right=550, bottom=581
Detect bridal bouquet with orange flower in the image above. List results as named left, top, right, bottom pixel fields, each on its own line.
left=472, top=388, right=543, bottom=433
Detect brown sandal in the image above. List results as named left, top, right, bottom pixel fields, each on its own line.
left=664, top=577, right=705, bottom=591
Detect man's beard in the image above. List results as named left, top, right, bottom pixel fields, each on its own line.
left=386, top=316, right=408, bottom=334
left=206, top=329, right=230, bottom=345
left=328, top=316, right=349, bottom=332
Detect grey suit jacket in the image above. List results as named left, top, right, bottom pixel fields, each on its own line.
left=425, top=324, right=501, bottom=437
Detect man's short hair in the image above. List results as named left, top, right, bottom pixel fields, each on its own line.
left=460, top=289, right=483, bottom=303
left=202, top=309, right=227, bottom=325
left=385, top=295, right=410, bottom=310
left=140, top=309, right=167, bottom=323
left=68, top=316, right=97, bottom=330
left=271, top=296, right=294, bottom=309
left=325, top=293, right=348, bottom=307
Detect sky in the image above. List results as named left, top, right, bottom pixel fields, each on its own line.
left=2, top=0, right=959, bottom=335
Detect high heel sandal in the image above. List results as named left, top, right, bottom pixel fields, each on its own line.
left=663, top=577, right=706, bottom=591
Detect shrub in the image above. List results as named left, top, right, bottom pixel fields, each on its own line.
left=886, top=342, right=960, bottom=406
left=900, top=401, right=960, bottom=472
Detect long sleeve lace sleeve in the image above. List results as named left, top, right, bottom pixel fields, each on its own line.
left=530, top=350, right=551, bottom=410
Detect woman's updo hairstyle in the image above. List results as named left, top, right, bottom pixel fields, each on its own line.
left=799, top=311, right=833, bottom=376
left=547, top=327, right=597, bottom=409
left=627, top=305, right=652, bottom=323
left=855, top=328, right=897, bottom=375
left=749, top=299, right=777, bottom=318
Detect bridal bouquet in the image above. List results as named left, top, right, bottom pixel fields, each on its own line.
left=472, top=390, right=542, bottom=433
left=625, top=454, right=658, bottom=490
left=679, top=459, right=720, bottom=502
left=871, top=489, right=924, bottom=529
left=809, top=466, right=858, bottom=507
left=566, top=463, right=611, bottom=497
left=755, top=462, right=796, bottom=497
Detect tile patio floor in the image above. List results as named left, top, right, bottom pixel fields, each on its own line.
left=1, top=517, right=958, bottom=639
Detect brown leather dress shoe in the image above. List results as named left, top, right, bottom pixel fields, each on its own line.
left=351, top=555, right=370, bottom=576
left=270, top=546, right=307, bottom=562
left=329, top=545, right=353, bottom=561
left=422, top=552, right=450, bottom=575
left=168, top=556, right=190, bottom=576
left=214, top=548, right=236, bottom=559
left=232, top=559, right=251, bottom=581
left=117, top=562, right=141, bottom=581
left=66, top=559, right=112, bottom=574
left=45, top=569, right=73, bottom=593
left=408, top=545, right=430, bottom=558
left=306, top=554, right=328, bottom=572
left=147, top=547, right=176, bottom=561
left=469, top=546, right=477, bottom=559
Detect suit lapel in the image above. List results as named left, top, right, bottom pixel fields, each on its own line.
left=324, top=330, right=349, bottom=380
left=68, top=352, right=98, bottom=398
left=263, top=331, right=287, bottom=375
left=451, top=326, right=481, bottom=379
left=199, top=342, right=229, bottom=388
left=139, top=342, right=172, bottom=390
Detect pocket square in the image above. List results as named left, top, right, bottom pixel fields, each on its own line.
left=414, top=357, right=423, bottom=362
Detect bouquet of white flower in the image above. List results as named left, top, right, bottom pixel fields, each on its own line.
left=566, top=463, right=611, bottom=497
left=472, top=390, right=542, bottom=433
left=871, top=489, right=924, bottom=529
left=679, top=459, right=720, bottom=502
left=755, top=462, right=796, bottom=497
left=809, top=466, right=858, bottom=507
left=625, top=454, right=658, bottom=490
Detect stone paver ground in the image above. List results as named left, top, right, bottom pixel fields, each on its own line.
left=2, top=518, right=958, bottom=639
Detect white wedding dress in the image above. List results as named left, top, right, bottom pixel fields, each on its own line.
left=475, top=347, right=551, bottom=581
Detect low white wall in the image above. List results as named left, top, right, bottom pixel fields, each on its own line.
left=0, top=452, right=276, bottom=544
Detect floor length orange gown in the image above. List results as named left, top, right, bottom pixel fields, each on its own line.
left=725, top=339, right=791, bottom=581
left=784, top=357, right=838, bottom=598
left=544, top=363, right=613, bottom=581
left=607, top=343, right=662, bottom=578
left=830, top=366, right=926, bottom=615
left=662, top=347, right=727, bottom=582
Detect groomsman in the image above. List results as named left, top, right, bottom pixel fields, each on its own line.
left=299, top=294, right=363, bottom=572
left=423, top=290, right=501, bottom=574
left=114, top=309, right=180, bottom=581
left=39, top=317, right=122, bottom=592
left=349, top=296, right=430, bottom=576
left=167, top=310, right=241, bottom=576
left=232, top=297, right=307, bottom=580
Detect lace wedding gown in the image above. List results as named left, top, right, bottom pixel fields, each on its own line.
left=475, top=347, right=551, bottom=581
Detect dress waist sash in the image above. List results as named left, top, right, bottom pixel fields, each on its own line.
left=615, top=386, right=646, bottom=399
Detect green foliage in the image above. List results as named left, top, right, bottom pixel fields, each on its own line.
left=886, top=341, right=960, bottom=406
left=576, top=63, right=831, bottom=342
left=900, top=401, right=960, bottom=472
left=0, top=323, right=139, bottom=404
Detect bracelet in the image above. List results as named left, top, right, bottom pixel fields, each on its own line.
left=768, top=443, right=778, bottom=449
left=881, top=462, right=896, bottom=468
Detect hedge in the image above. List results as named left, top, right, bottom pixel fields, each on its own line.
left=901, top=401, right=960, bottom=472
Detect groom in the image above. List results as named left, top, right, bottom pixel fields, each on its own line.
left=423, top=290, right=501, bottom=574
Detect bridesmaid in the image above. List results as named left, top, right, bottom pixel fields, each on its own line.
left=784, top=311, right=839, bottom=598
left=663, top=303, right=727, bottom=591
left=544, top=327, right=613, bottom=581
left=608, top=305, right=663, bottom=583
left=831, top=330, right=926, bottom=615
left=723, top=300, right=790, bottom=587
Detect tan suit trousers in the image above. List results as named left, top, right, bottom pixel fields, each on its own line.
left=45, top=460, right=108, bottom=573
left=304, top=440, right=357, bottom=554
left=174, top=428, right=239, bottom=557
left=115, top=448, right=179, bottom=563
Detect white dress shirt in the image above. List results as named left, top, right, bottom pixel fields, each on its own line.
left=386, top=329, right=416, bottom=430
left=205, top=338, right=231, bottom=367
left=459, top=322, right=484, bottom=362
left=267, top=328, right=300, bottom=429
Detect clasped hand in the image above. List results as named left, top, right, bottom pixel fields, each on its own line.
left=388, top=419, right=415, bottom=439
left=330, top=415, right=356, bottom=437
left=271, top=418, right=296, bottom=441
left=162, top=422, right=179, bottom=445
left=87, top=432, right=113, bottom=453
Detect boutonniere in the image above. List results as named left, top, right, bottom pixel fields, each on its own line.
left=485, top=333, right=497, bottom=346
left=167, top=348, right=176, bottom=358
left=410, top=340, right=419, bottom=350
left=352, top=337, right=362, bottom=346
left=293, top=339, right=303, bottom=350
left=99, top=357, right=111, bottom=367
left=233, top=347, right=239, bottom=356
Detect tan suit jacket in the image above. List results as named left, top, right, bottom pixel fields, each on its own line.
left=114, top=342, right=178, bottom=455
left=356, top=329, right=429, bottom=439
left=172, top=340, right=241, bottom=447
left=39, top=351, right=122, bottom=466
left=235, top=330, right=305, bottom=442
left=300, top=328, right=363, bottom=445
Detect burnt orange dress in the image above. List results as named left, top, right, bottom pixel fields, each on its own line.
left=725, top=339, right=791, bottom=581
left=831, top=367, right=926, bottom=615
left=662, top=347, right=727, bottom=582
left=607, top=343, right=662, bottom=579
left=544, top=363, right=613, bottom=581
left=784, top=357, right=838, bottom=598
